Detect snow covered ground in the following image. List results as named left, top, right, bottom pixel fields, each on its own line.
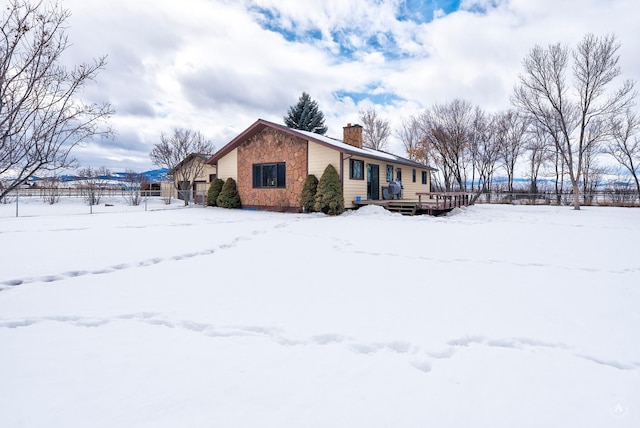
left=1, top=197, right=638, bottom=427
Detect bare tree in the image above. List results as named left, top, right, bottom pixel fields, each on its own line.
left=39, top=174, right=61, bottom=204
left=0, top=0, right=113, bottom=200
left=496, top=110, right=529, bottom=193
left=359, top=107, right=391, bottom=150
left=396, top=116, right=422, bottom=160
left=605, top=108, right=640, bottom=195
left=525, top=128, right=554, bottom=194
left=512, top=33, right=635, bottom=209
left=77, top=166, right=110, bottom=205
left=149, top=129, right=215, bottom=206
left=468, top=109, right=500, bottom=201
left=121, top=169, right=145, bottom=206
left=416, top=99, right=474, bottom=191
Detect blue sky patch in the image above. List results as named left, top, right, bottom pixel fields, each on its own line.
left=334, top=90, right=404, bottom=106
left=396, top=0, right=462, bottom=23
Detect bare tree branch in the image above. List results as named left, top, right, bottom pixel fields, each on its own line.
left=512, top=33, right=636, bottom=209
left=149, top=128, right=215, bottom=206
left=0, top=0, right=113, bottom=199
left=359, top=107, right=391, bottom=151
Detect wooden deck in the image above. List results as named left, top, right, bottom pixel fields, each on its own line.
left=352, top=192, right=475, bottom=216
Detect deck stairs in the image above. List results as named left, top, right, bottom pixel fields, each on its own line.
left=386, top=201, right=417, bottom=216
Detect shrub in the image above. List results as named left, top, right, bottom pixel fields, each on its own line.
left=206, top=178, right=225, bottom=206
left=314, top=164, right=344, bottom=215
left=216, top=177, right=241, bottom=208
left=300, top=174, right=318, bottom=212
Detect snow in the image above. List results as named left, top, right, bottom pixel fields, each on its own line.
left=1, top=197, right=639, bottom=427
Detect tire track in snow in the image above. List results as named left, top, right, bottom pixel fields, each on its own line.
left=1, top=313, right=637, bottom=374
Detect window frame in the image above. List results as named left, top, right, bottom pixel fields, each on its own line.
left=349, top=159, right=365, bottom=180
left=252, top=162, right=286, bottom=188
left=421, top=171, right=428, bottom=185
left=386, top=165, right=394, bottom=182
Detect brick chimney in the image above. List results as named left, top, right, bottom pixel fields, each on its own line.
left=343, top=123, right=363, bottom=149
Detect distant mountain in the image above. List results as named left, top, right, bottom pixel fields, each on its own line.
left=29, top=168, right=169, bottom=184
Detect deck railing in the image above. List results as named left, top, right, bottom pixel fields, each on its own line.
left=415, top=192, right=475, bottom=211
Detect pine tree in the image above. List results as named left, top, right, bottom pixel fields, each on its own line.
left=216, top=178, right=241, bottom=209
left=314, top=164, right=344, bottom=215
left=284, top=92, right=328, bottom=135
left=300, top=174, right=319, bottom=212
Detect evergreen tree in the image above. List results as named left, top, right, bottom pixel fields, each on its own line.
left=314, top=164, right=344, bottom=215
left=300, top=174, right=319, bottom=212
left=284, top=92, right=328, bottom=135
left=216, top=178, right=241, bottom=208
left=206, top=178, right=225, bottom=206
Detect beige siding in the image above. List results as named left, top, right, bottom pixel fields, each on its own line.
left=217, top=148, right=238, bottom=181
left=349, top=160, right=431, bottom=207
left=194, top=164, right=217, bottom=182
left=400, top=166, right=431, bottom=199
left=308, top=141, right=340, bottom=178
left=343, top=156, right=368, bottom=206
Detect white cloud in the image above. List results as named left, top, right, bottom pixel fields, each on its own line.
left=43, top=0, right=640, bottom=171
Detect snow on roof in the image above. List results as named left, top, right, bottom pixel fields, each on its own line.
left=294, top=129, right=435, bottom=170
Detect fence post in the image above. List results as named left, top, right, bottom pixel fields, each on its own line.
left=15, top=189, right=19, bottom=217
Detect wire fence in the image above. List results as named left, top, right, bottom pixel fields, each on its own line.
left=475, top=190, right=640, bottom=207
left=0, top=187, right=211, bottom=218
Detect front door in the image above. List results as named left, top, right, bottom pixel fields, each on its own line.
left=367, top=164, right=380, bottom=200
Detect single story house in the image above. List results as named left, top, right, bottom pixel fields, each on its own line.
left=168, top=153, right=217, bottom=203
left=207, top=119, right=436, bottom=211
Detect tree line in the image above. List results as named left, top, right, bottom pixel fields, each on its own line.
left=395, top=34, right=637, bottom=210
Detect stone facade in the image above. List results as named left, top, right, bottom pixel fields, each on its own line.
left=237, top=128, right=308, bottom=211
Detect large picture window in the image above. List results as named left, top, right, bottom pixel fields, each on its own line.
left=386, top=165, right=394, bottom=182
left=349, top=159, right=364, bottom=180
left=253, top=163, right=286, bottom=188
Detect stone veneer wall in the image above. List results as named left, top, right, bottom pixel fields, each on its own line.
left=237, top=128, right=308, bottom=211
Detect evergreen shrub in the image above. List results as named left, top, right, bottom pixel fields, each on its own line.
left=206, top=178, right=225, bottom=206
left=314, top=164, right=344, bottom=215
left=300, top=174, right=318, bottom=212
left=216, top=178, right=241, bottom=208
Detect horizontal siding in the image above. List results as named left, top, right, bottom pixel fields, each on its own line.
left=343, top=157, right=368, bottom=207
left=382, top=163, right=431, bottom=200
left=194, top=164, right=217, bottom=182
left=217, top=148, right=238, bottom=181
left=308, top=141, right=340, bottom=178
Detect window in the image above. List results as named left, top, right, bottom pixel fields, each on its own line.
left=412, top=169, right=416, bottom=183
left=421, top=171, right=428, bottom=185
left=349, top=159, right=364, bottom=180
left=396, top=168, right=402, bottom=182
left=253, top=163, right=286, bottom=188
left=386, top=165, right=394, bottom=182
left=209, top=174, right=217, bottom=182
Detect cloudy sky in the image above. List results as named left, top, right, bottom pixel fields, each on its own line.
left=59, top=0, right=639, bottom=172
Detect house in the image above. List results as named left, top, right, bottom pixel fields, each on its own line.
left=207, top=119, right=436, bottom=212
left=168, top=153, right=217, bottom=203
